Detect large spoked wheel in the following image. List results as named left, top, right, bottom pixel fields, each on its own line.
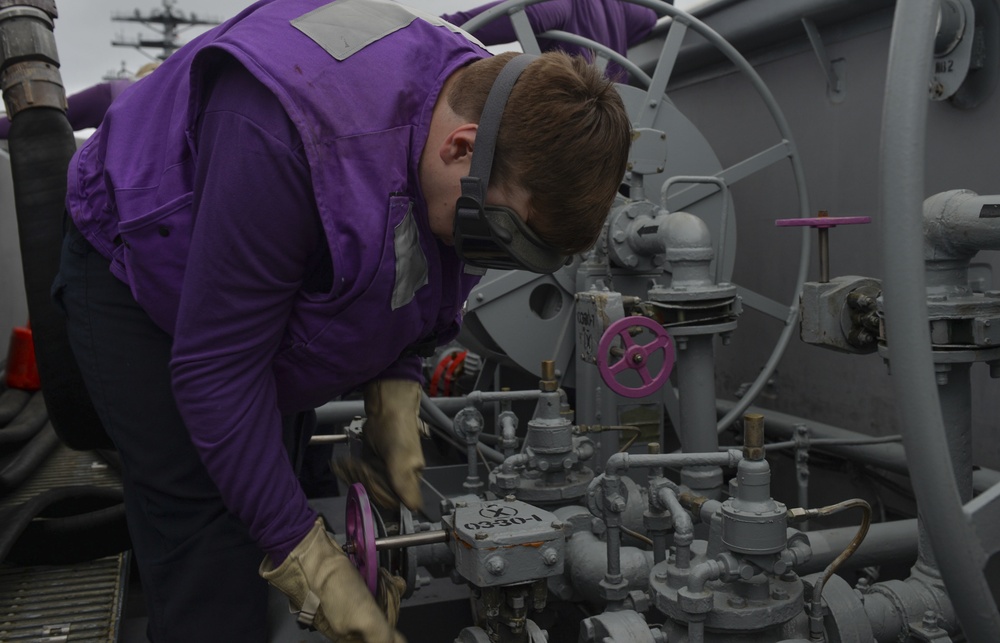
left=459, top=0, right=811, bottom=432
left=880, top=2, right=1000, bottom=639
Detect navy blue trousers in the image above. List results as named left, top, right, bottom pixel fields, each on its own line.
left=53, top=219, right=311, bottom=642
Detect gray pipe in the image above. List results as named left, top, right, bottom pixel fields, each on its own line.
left=675, top=334, right=723, bottom=496
left=914, top=363, right=973, bottom=572
left=554, top=506, right=653, bottom=605
left=659, top=211, right=723, bottom=496
left=715, top=399, right=1000, bottom=493
left=500, top=453, right=530, bottom=474
left=862, top=576, right=957, bottom=643
left=422, top=395, right=503, bottom=464
left=315, top=394, right=519, bottom=464
left=499, top=411, right=518, bottom=458
left=879, top=0, right=1000, bottom=639
left=605, top=450, right=742, bottom=477
left=798, top=519, right=917, bottom=575
left=688, top=558, right=723, bottom=594
left=658, top=487, right=693, bottom=569
left=923, top=190, right=1000, bottom=262
left=315, top=390, right=542, bottom=425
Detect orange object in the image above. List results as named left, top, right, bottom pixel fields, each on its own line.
left=6, top=323, right=41, bottom=391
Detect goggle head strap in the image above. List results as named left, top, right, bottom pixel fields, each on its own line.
left=454, top=54, right=564, bottom=274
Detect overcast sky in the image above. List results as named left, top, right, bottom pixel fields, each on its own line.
left=54, top=0, right=478, bottom=94
left=53, top=0, right=696, bottom=95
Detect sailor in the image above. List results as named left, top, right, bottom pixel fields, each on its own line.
left=55, top=0, right=631, bottom=640
left=441, top=0, right=664, bottom=81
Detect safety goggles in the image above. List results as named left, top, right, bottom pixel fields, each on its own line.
left=452, top=54, right=564, bottom=274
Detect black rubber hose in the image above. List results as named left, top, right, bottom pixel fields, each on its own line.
left=9, top=107, right=111, bottom=450
left=0, top=485, right=131, bottom=565
left=0, top=390, right=48, bottom=445
left=0, top=422, right=61, bottom=493
left=0, top=386, right=31, bottom=425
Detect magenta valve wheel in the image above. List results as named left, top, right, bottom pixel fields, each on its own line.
left=774, top=215, right=872, bottom=228
left=597, top=316, right=675, bottom=398
left=345, top=482, right=379, bottom=594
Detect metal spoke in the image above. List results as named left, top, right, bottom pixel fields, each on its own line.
left=646, top=335, right=670, bottom=351
left=608, top=356, right=630, bottom=375
left=509, top=9, right=541, bottom=55
left=637, top=16, right=688, bottom=130
left=967, top=482, right=1000, bottom=560
left=736, top=285, right=797, bottom=323
left=664, top=141, right=794, bottom=213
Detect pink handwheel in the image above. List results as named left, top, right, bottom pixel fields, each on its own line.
left=774, top=215, right=872, bottom=228
left=597, top=316, right=675, bottom=398
left=345, top=482, right=379, bottom=594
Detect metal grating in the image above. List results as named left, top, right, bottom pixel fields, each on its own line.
left=0, top=555, right=128, bottom=642
left=0, top=444, right=122, bottom=508
left=1, top=444, right=128, bottom=641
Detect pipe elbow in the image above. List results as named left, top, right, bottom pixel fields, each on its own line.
left=687, top=559, right=723, bottom=593
left=923, top=189, right=984, bottom=262
left=664, top=211, right=713, bottom=251
left=574, top=436, right=595, bottom=462
left=658, top=487, right=694, bottom=544
left=605, top=452, right=629, bottom=477
left=500, top=453, right=530, bottom=474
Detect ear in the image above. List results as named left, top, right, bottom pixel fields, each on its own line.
left=439, top=123, right=478, bottom=165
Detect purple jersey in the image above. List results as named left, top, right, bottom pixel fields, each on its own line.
left=66, top=0, right=487, bottom=560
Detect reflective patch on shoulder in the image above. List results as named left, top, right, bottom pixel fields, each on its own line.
left=392, top=203, right=429, bottom=310
left=292, top=0, right=483, bottom=61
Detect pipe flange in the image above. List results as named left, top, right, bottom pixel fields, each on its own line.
left=452, top=407, right=485, bottom=444
left=652, top=562, right=805, bottom=631
left=810, top=573, right=876, bottom=643
left=586, top=473, right=630, bottom=519
left=607, top=200, right=666, bottom=272
left=648, top=282, right=739, bottom=303
left=489, top=465, right=595, bottom=505
left=580, top=610, right=662, bottom=643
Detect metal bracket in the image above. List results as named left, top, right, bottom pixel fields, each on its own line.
left=802, top=18, right=846, bottom=103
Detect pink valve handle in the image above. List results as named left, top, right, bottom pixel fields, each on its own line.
left=597, top=316, right=675, bottom=398
left=774, top=215, right=872, bottom=228
left=345, top=482, right=379, bottom=594
left=775, top=214, right=871, bottom=282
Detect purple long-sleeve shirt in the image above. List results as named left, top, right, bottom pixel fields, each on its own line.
left=442, top=0, right=657, bottom=80
left=173, top=56, right=323, bottom=561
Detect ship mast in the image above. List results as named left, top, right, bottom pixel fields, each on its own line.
left=111, top=0, right=220, bottom=61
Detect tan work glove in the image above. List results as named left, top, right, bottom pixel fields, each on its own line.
left=332, top=379, right=427, bottom=512
left=260, top=518, right=406, bottom=643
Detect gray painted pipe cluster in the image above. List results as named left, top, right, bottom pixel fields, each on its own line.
left=923, top=190, right=1000, bottom=262
left=553, top=505, right=653, bottom=605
